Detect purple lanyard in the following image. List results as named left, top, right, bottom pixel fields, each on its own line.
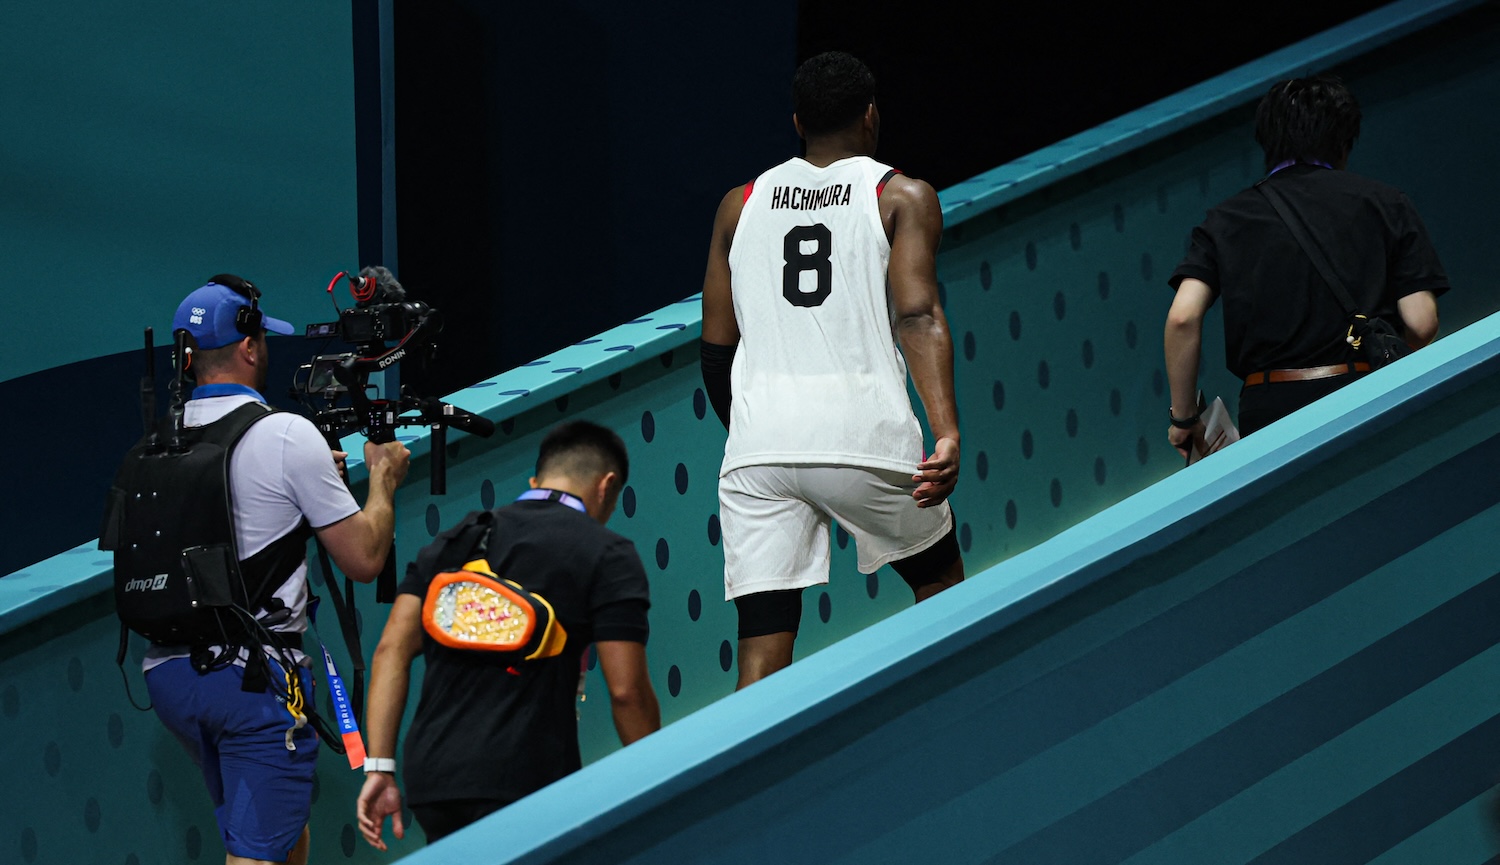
left=516, top=488, right=587, bottom=514
left=1268, top=159, right=1333, bottom=176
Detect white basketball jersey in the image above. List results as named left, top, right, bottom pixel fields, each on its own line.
left=721, top=155, right=924, bottom=476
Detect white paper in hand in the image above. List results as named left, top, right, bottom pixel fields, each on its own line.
left=1187, top=397, right=1240, bottom=465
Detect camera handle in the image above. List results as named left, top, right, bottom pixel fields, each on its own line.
left=318, top=324, right=496, bottom=603
left=430, top=420, right=447, bottom=497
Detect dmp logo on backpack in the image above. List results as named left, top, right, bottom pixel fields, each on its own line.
left=124, top=574, right=170, bottom=592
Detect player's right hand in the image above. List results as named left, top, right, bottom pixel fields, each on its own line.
left=357, top=771, right=406, bottom=851
left=365, top=440, right=412, bottom=488
left=913, top=437, right=959, bottom=508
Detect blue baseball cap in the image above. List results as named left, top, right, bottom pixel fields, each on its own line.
left=172, top=279, right=295, bottom=349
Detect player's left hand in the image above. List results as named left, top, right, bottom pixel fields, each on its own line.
left=913, top=437, right=960, bottom=508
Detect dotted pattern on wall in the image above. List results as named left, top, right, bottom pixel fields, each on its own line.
left=0, top=609, right=221, bottom=864
left=400, top=350, right=915, bottom=763
left=9, top=286, right=1051, bottom=861
left=14, top=32, right=1500, bottom=861
left=933, top=133, right=1244, bottom=566
left=0, top=124, right=1273, bottom=865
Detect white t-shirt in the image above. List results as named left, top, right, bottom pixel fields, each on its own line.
left=143, top=393, right=359, bottom=669
left=721, top=155, right=924, bottom=476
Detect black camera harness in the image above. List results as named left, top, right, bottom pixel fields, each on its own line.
left=102, top=329, right=366, bottom=754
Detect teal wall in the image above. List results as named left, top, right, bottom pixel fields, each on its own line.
left=419, top=315, right=1500, bottom=865
left=3, top=1, right=1500, bottom=864
left=0, top=0, right=359, bottom=382
left=932, top=0, right=1500, bottom=563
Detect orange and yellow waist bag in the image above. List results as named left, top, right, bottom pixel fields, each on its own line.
left=419, top=513, right=567, bottom=660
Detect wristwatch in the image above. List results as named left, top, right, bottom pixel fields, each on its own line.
left=1168, top=408, right=1201, bottom=429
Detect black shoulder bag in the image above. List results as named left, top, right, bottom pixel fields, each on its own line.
left=1257, top=181, right=1411, bottom=369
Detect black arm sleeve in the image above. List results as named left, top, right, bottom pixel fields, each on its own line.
left=699, top=339, right=737, bottom=431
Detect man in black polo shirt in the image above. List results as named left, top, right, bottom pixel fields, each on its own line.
left=355, top=420, right=660, bottom=849
left=1164, top=75, right=1448, bottom=454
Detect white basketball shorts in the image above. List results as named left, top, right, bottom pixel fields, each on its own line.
left=718, top=464, right=954, bottom=600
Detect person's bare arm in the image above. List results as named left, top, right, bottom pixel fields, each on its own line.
left=356, top=593, right=424, bottom=851
left=1164, top=278, right=1216, bottom=459
left=595, top=640, right=660, bottom=746
left=316, top=440, right=410, bottom=583
left=701, top=186, right=746, bottom=348
left=1397, top=290, right=1439, bottom=349
left=884, top=175, right=959, bottom=507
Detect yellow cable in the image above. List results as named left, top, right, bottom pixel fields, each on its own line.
left=281, top=658, right=306, bottom=721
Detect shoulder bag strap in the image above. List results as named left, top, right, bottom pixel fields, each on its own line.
left=1255, top=181, right=1363, bottom=318
left=441, top=509, right=497, bottom=571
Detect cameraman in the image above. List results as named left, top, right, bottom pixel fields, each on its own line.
left=143, top=276, right=410, bottom=865
left=357, top=420, right=659, bottom=849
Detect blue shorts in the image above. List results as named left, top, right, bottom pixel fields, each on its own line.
left=146, top=657, right=320, bottom=861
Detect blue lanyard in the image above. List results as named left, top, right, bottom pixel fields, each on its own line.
left=192, top=382, right=267, bottom=402
left=320, top=644, right=367, bottom=768
left=516, top=488, right=587, bottom=514
left=306, top=598, right=367, bottom=769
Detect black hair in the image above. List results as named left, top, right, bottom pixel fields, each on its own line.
left=792, top=51, right=876, bottom=137
left=536, top=420, right=630, bottom=485
left=1253, top=75, right=1361, bottom=171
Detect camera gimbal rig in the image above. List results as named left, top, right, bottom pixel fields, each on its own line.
left=293, top=268, right=496, bottom=608
left=295, top=269, right=495, bottom=496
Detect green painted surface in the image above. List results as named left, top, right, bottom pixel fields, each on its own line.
left=0, top=0, right=359, bottom=382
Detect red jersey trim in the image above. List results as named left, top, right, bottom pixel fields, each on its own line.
left=876, top=168, right=902, bottom=197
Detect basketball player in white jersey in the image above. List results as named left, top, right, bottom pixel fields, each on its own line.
left=700, top=51, right=965, bottom=689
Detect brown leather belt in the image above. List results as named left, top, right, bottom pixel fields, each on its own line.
left=1243, top=362, right=1371, bottom=387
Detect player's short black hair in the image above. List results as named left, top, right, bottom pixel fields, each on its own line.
left=792, top=51, right=876, bottom=137
left=536, top=420, right=629, bottom=485
left=1254, top=75, right=1361, bottom=171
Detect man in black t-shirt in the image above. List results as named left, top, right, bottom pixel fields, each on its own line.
left=356, top=421, right=660, bottom=849
left=1165, top=75, right=1448, bottom=452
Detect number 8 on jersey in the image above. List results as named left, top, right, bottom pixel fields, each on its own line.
left=783, top=224, right=833, bottom=308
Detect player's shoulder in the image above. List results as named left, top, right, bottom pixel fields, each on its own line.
left=881, top=172, right=938, bottom=204
left=712, top=181, right=753, bottom=242
left=717, top=183, right=749, bottom=212
left=880, top=172, right=942, bottom=231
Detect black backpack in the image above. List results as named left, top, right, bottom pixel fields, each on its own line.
left=100, top=402, right=311, bottom=648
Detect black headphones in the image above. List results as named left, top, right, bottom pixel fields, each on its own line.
left=207, top=273, right=264, bottom=337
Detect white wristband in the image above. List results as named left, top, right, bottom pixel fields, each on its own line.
left=364, top=757, right=396, bottom=774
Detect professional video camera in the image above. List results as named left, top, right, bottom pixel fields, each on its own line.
left=292, top=266, right=494, bottom=496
